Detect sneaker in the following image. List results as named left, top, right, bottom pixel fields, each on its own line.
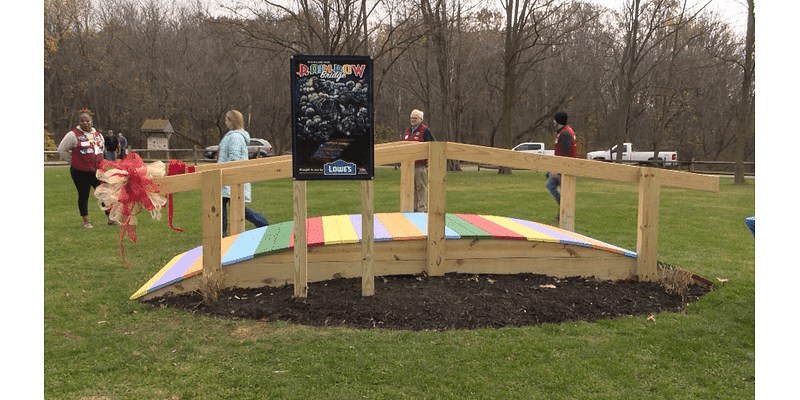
left=108, top=220, right=120, bottom=226
left=83, top=221, right=94, bottom=228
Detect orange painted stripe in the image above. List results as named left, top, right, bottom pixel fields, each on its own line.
left=376, top=212, right=425, bottom=240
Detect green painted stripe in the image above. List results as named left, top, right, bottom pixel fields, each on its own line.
left=254, top=221, right=294, bottom=256
left=445, top=213, right=491, bottom=238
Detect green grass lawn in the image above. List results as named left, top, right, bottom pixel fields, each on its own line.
left=42, top=166, right=755, bottom=399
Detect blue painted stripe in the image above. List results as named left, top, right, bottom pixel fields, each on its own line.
left=222, top=225, right=269, bottom=266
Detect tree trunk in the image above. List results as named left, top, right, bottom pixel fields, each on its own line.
left=734, top=0, right=755, bottom=185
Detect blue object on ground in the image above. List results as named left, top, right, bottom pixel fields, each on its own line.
left=745, top=216, right=755, bottom=236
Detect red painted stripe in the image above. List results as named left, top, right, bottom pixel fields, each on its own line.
left=306, top=217, right=325, bottom=247
left=454, top=214, right=525, bottom=240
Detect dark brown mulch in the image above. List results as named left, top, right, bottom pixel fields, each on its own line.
left=143, top=273, right=710, bottom=331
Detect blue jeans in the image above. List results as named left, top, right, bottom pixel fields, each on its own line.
left=105, top=151, right=116, bottom=161
left=222, top=197, right=269, bottom=237
left=546, top=173, right=561, bottom=205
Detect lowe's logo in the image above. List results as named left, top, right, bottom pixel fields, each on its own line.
left=324, top=159, right=356, bottom=175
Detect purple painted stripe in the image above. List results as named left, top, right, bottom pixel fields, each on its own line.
left=349, top=214, right=393, bottom=241
left=150, top=246, right=202, bottom=290
left=508, top=218, right=591, bottom=246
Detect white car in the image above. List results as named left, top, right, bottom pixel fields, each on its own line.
left=511, top=142, right=554, bottom=156
left=204, top=138, right=274, bottom=159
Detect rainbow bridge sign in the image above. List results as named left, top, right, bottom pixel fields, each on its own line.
left=290, top=55, right=374, bottom=181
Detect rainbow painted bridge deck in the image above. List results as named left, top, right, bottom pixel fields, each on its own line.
left=132, top=213, right=638, bottom=300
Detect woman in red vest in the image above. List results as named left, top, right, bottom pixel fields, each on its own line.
left=57, top=109, right=117, bottom=228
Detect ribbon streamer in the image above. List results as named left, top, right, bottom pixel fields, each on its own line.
left=94, top=153, right=167, bottom=267
left=166, top=160, right=195, bottom=232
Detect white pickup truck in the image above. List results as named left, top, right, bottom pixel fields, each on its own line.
left=586, top=143, right=677, bottom=166
left=511, top=142, right=554, bottom=156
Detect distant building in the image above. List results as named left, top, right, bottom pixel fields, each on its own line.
left=141, top=119, right=174, bottom=150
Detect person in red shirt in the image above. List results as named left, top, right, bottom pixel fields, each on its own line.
left=546, top=111, right=577, bottom=221
left=401, top=109, right=436, bottom=212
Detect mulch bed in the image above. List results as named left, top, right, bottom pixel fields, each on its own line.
left=143, top=273, right=710, bottom=331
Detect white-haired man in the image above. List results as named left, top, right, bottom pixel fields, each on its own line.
left=401, top=109, right=436, bottom=212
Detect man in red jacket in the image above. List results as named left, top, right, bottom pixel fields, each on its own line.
left=401, top=109, right=436, bottom=212
left=546, top=111, right=577, bottom=221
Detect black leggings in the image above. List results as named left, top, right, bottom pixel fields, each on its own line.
left=70, top=167, right=109, bottom=218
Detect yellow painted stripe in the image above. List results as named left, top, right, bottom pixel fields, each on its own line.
left=482, top=215, right=560, bottom=243
left=377, top=212, right=425, bottom=239
left=322, top=215, right=359, bottom=245
left=130, top=252, right=183, bottom=299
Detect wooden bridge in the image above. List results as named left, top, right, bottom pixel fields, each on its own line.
left=134, top=141, right=719, bottom=301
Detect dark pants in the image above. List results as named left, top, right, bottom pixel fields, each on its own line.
left=222, top=197, right=269, bottom=237
left=70, top=167, right=109, bottom=217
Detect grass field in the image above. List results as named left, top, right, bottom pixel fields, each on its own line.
left=41, top=166, right=755, bottom=399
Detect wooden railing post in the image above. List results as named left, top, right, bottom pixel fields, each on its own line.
left=427, top=142, right=447, bottom=276
left=559, top=174, right=576, bottom=231
left=229, top=183, right=246, bottom=236
left=361, top=180, right=375, bottom=296
left=636, top=167, right=660, bottom=281
left=201, top=169, right=223, bottom=302
left=399, top=160, right=414, bottom=212
left=293, top=180, right=308, bottom=298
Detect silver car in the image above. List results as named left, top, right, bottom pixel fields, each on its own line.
left=204, top=138, right=274, bottom=159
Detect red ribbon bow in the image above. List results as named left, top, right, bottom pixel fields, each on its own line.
left=167, top=160, right=195, bottom=232
left=95, top=153, right=167, bottom=267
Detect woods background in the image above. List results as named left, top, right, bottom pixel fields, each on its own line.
left=43, top=0, right=755, bottom=172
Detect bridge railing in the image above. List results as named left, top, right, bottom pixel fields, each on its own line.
left=150, top=141, right=719, bottom=299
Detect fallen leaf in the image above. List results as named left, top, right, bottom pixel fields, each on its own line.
left=540, top=284, right=556, bottom=289
left=716, top=277, right=728, bottom=283
left=487, top=278, right=496, bottom=284
left=646, top=315, right=656, bottom=322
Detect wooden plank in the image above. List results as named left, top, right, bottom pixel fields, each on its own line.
left=443, top=142, right=718, bottom=192
left=130, top=250, right=193, bottom=299
left=427, top=142, right=447, bottom=276
left=138, top=238, right=637, bottom=300
left=376, top=213, right=425, bottom=239
left=254, top=221, right=293, bottom=256
left=221, top=226, right=269, bottom=266
left=455, top=214, right=525, bottom=240
left=636, top=167, right=660, bottom=281
left=306, top=217, right=325, bottom=247
left=361, top=180, right=375, bottom=296
left=559, top=174, right=576, bottom=231
left=293, top=180, right=308, bottom=297
left=374, top=141, right=428, bottom=166
left=399, top=161, right=414, bottom=212
left=229, top=183, right=246, bottom=236
left=350, top=214, right=393, bottom=241
left=445, top=214, right=491, bottom=238
left=482, top=216, right=559, bottom=243
left=201, top=169, right=223, bottom=301
left=321, top=215, right=359, bottom=245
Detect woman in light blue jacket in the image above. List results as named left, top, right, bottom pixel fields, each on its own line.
left=218, top=110, right=269, bottom=236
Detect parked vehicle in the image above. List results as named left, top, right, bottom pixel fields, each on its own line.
left=204, top=138, right=274, bottom=160
left=586, top=143, right=677, bottom=167
left=511, top=142, right=555, bottom=156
